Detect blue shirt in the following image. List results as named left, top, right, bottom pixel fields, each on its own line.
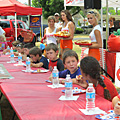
left=59, top=67, right=81, bottom=78
left=33, top=56, right=48, bottom=69
left=40, top=56, right=48, bottom=69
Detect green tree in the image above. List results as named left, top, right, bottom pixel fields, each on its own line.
left=118, top=10, right=120, bottom=15
left=32, top=0, right=81, bottom=19
left=101, top=7, right=116, bottom=15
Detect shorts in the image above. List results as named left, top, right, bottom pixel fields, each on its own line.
left=88, top=48, right=100, bottom=61
left=60, top=39, right=73, bottom=49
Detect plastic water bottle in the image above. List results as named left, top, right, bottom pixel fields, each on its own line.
left=26, top=57, right=31, bottom=72
left=52, top=66, right=59, bottom=87
left=10, top=47, right=15, bottom=63
left=86, top=83, right=95, bottom=111
left=7, top=46, right=10, bottom=53
left=18, top=53, right=22, bottom=64
left=65, top=74, right=73, bottom=99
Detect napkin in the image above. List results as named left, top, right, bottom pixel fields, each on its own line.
left=47, top=84, right=65, bottom=88
left=59, top=95, right=79, bottom=101
left=14, top=63, right=25, bottom=66
left=22, top=70, right=34, bottom=72
left=7, top=61, right=16, bottom=63
left=79, top=107, right=106, bottom=115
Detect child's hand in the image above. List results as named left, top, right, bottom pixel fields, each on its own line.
left=114, top=102, right=120, bottom=115
left=30, top=63, right=34, bottom=67
left=49, top=74, right=52, bottom=82
left=76, top=75, right=88, bottom=89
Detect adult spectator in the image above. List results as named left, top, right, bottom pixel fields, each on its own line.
left=60, top=10, right=75, bottom=58
left=43, top=16, right=59, bottom=45
left=109, top=17, right=115, bottom=28
left=54, top=13, right=62, bottom=28
left=85, top=9, right=102, bottom=61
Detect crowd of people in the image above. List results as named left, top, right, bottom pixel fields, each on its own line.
left=0, top=9, right=120, bottom=115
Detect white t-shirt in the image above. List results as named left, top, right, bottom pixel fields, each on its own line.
left=89, top=25, right=102, bottom=42
left=55, top=21, right=62, bottom=28
left=46, top=27, right=57, bottom=45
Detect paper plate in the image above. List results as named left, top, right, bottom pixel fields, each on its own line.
left=62, top=88, right=86, bottom=94
left=95, top=110, right=120, bottom=120
left=31, top=69, right=49, bottom=73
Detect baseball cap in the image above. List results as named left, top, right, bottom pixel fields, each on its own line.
left=54, top=13, right=60, bottom=16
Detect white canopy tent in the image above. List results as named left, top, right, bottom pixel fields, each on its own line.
left=64, top=0, right=120, bottom=69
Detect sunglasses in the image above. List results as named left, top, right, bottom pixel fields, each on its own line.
left=109, top=20, right=113, bottom=22
left=88, top=11, right=97, bottom=15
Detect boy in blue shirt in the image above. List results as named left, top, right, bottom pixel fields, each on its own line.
left=59, top=50, right=88, bottom=88
left=29, top=47, right=48, bottom=69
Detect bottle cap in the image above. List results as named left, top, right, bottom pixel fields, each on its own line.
left=54, top=66, right=57, bottom=69
left=89, top=83, right=93, bottom=87
left=66, top=74, right=70, bottom=77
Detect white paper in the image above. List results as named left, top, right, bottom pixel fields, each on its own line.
left=14, top=63, right=25, bottom=66
left=7, top=61, right=16, bottom=63
left=22, top=70, right=34, bottom=72
left=79, top=107, right=106, bottom=115
left=59, top=95, right=79, bottom=101
left=47, top=84, right=65, bottom=88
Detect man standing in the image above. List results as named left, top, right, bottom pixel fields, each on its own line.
left=54, top=13, right=62, bottom=28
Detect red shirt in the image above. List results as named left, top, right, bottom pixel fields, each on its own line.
left=94, top=75, right=118, bottom=101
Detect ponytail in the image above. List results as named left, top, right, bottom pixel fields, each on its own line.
left=97, top=76, right=111, bottom=101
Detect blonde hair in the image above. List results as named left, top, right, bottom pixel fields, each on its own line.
left=48, top=16, right=55, bottom=22
left=87, top=9, right=100, bottom=23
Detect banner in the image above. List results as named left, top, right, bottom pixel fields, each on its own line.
left=115, top=53, right=120, bottom=87
left=64, top=0, right=84, bottom=6
left=30, top=16, right=41, bottom=28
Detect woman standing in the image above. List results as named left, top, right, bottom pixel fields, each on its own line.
left=44, top=16, right=59, bottom=45
left=60, top=10, right=75, bottom=58
left=86, top=9, right=102, bottom=61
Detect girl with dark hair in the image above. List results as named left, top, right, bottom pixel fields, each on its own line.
left=80, top=56, right=118, bottom=101
left=59, top=10, right=75, bottom=59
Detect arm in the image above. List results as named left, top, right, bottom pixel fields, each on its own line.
left=30, top=62, right=43, bottom=68
left=89, top=29, right=102, bottom=49
left=62, top=22, right=75, bottom=40
left=112, top=96, right=120, bottom=115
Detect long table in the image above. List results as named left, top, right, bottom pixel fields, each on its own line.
left=0, top=54, right=112, bottom=120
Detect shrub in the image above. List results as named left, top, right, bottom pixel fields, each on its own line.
left=75, top=27, right=84, bottom=34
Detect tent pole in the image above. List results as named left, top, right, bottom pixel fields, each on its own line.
left=15, top=12, right=17, bottom=41
left=101, top=1, right=104, bottom=69
left=41, top=15, right=43, bottom=38
left=106, top=0, right=109, bottom=50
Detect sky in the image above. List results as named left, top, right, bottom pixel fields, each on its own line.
left=18, top=0, right=28, bottom=4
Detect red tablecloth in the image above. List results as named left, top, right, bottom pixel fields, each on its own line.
left=0, top=83, right=112, bottom=120
left=0, top=54, right=112, bottom=120
left=105, top=51, right=116, bottom=80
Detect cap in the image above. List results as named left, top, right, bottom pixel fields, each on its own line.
left=54, top=13, right=60, bottom=16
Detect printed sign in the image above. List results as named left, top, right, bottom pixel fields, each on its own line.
left=64, top=0, right=84, bottom=6
left=30, top=16, right=41, bottom=28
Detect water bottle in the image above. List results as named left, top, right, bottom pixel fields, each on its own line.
left=65, top=74, right=73, bottom=99
left=86, top=83, right=95, bottom=111
left=10, top=47, right=15, bottom=63
left=7, top=46, right=10, bottom=54
left=26, top=57, right=31, bottom=72
left=52, top=66, right=59, bottom=87
left=18, top=53, right=22, bottom=64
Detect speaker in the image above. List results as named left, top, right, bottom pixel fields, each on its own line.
left=84, top=0, right=101, bottom=9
